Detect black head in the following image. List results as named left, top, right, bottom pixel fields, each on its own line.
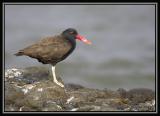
left=62, top=28, right=92, bottom=45
left=62, top=28, right=78, bottom=39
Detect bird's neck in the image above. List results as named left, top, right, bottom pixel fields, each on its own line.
left=67, top=36, right=76, bottom=50
left=61, top=36, right=76, bottom=60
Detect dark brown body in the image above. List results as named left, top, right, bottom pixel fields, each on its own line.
left=15, top=35, right=73, bottom=66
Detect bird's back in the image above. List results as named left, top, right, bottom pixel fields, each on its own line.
left=15, top=35, right=72, bottom=65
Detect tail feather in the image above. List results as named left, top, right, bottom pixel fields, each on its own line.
left=14, top=51, right=24, bottom=56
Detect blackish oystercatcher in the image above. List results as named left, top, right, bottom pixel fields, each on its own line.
left=15, top=28, right=91, bottom=87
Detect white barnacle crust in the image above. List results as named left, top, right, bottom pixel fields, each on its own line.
left=5, top=68, right=23, bottom=79
left=22, top=84, right=37, bottom=94
left=70, top=108, right=78, bottom=111
left=14, top=71, right=22, bottom=77
left=37, top=88, right=43, bottom=92
left=22, top=88, right=28, bottom=94
left=57, top=105, right=62, bottom=109
left=19, top=106, right=24, bottom=111
left=146, top=99, right=155, bottom=106
left=151, top=100, right=155, bottom=106
left=66, top=96, right=74, bottom=104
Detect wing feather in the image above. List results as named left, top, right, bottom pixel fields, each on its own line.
left=15, top=35, right=72, bottom=64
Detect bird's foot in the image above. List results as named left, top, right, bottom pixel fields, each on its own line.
left=54, top=80, right=64, bottom=88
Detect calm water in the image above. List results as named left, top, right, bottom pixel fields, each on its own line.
left=5, top=4, right=155, bottom=90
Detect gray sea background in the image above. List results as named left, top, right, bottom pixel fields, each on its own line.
left=5, top=5, right=155, bottom=90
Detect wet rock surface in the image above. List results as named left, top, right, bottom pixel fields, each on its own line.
left=4, top=67, right=156, bottom=112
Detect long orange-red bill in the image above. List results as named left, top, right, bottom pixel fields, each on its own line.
left=76, top=35, right=92, bottom=45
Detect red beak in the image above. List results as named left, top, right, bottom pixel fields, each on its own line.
left=76, top=34, right=92, bottom=45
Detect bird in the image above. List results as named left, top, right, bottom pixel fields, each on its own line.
left=14, top=28, right=91, bottom=88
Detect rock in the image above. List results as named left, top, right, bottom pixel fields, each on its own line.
left=5, top=67, right=67, bottom=111
left=4, top=67, right=156, bottom=111
left=65, top=83, right=84, bottom=91
left=126, top=88, right=155, bottom=104
left=23, top=81, right=67, bottom=111
left=5, top=82, right=25, bottom=105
